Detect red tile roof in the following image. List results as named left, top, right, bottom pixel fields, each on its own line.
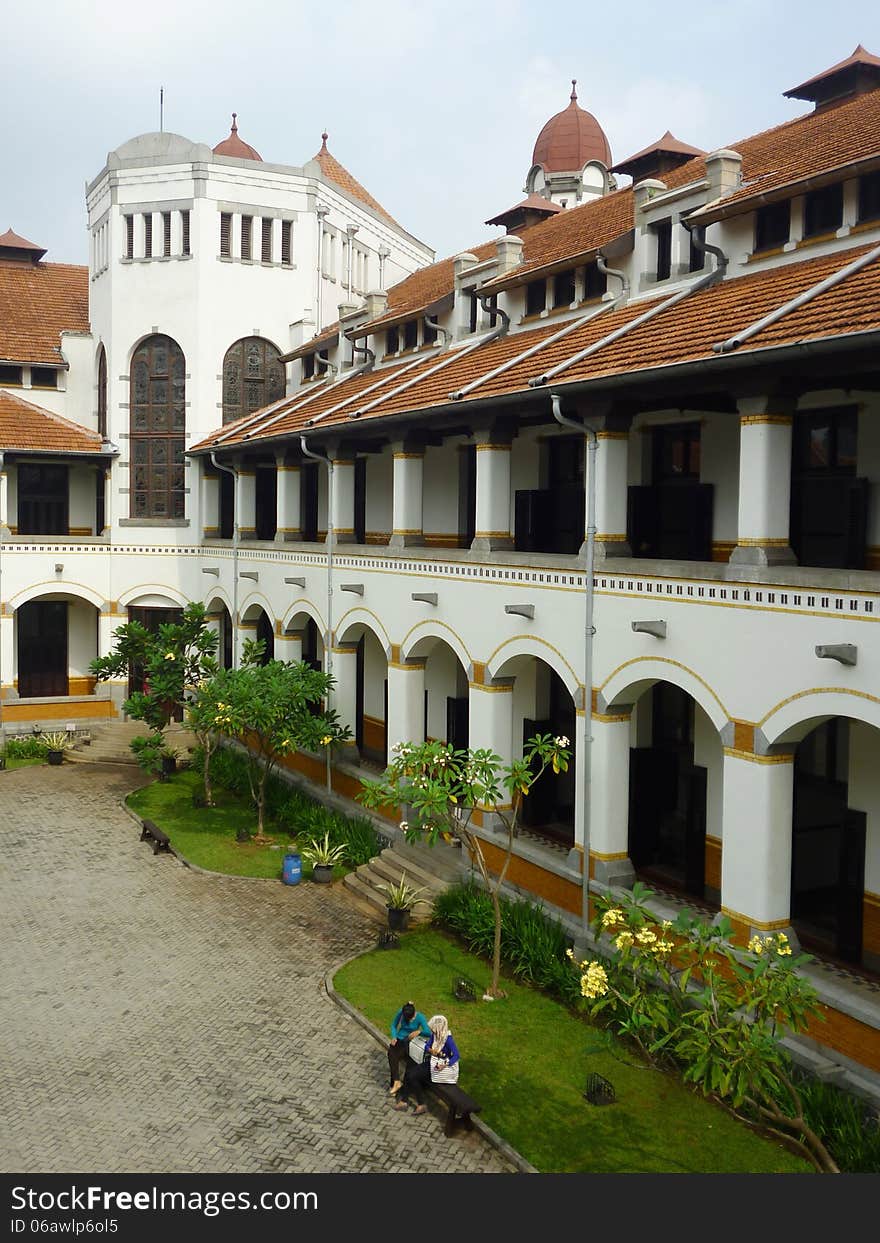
left=532, top=82, right=612, bottom=171
left=0, top=260, right=89, bottom=365
left=784, top=44, right=880, bottom=100
left=213, top=113, right=262, bottom=161
left=0, top=389, right=103, bottom=453
left=313, top=135, right=400, bottom=227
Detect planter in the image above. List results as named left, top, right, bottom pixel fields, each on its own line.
left=311, top=863, right=334, bottom=884
left=47, top=750, right=64, bottom=766
left=387, top=906, right=410, bottom=932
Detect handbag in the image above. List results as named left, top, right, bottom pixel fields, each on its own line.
left=408, top=1036, right=426, bottom=1064
left=430, top=1055, right=459, bottom=1084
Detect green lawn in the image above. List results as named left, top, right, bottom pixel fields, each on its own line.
left=334, top=926, right=811, bottom=1174
left=126, top=770, right=343, bottom=881
left=3, top=756, right=47, bottom=771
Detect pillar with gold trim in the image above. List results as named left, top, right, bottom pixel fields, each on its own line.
left=468, top=673, right=514, bottom=829
left=589, top=697, right=636, bottom=886
left=390, top=442, right=424, bottom=548
left=730, top=397, right=796, bottom=566
left=331, top=642, right=360, bottom=756
left=472, top=430, right=513, bottom=552
left=386, top=655, right=426, bottom=756
left=275, top=457, right=301, bottom=543
left=235, top=468, right=256, bottom=540
left=589, top=428, right=631, bottom=561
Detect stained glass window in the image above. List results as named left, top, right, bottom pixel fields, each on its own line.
left=129, top=335, right=186, bottom=519
left=222, top=337, right=285, bottom=424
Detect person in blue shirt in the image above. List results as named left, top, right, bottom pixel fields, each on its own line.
left=388, top=1001, right=432, bottom=1095
left=393, top=1014, right=460, bottom=1115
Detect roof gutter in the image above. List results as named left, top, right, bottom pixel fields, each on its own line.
left=449, top=252, right=628, bottom=401
left=714, top=242, right=880, bottom=353
left=528, top=225, right=728, bottom=387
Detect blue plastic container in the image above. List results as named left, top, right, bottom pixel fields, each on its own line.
left=282, top=851, right=302, bottom=885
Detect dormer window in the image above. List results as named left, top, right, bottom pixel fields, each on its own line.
left=583, top=261, right=606, bottom=300
left=525, top=279, right=546, bottom=316
left=423, top=318, right=437, bottom=346
left=858, top=171, right=880, bottom=223
left=403, top=320, right=418, bottom=351
left=688, top=226, right=706, bottom=272
left=31, top=367, right=57, bottom=389
left=652, top=218, right=672, bottom=281
left=553, top=270, right=576, bottom=308
left=754, top=201, right=790, bottom=252
left=803, top=183, right=843, bottom=238
left=386, top=326, right=399, bottom=355
left=0, top=364, right=23, bottom=386
left=302, top=353, right=316, bottom=381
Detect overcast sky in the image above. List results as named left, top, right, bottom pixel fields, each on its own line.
left=3, top=0, right=879, bottom=267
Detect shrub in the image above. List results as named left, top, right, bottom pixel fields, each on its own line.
left=130, top=733, right=164, bottom=775
left=795, top=1074, right=880, bottom=1173
left=5, top=736, right=49, bottom=760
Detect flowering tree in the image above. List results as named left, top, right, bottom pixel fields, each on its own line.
left=359, top=734, right=571, bottom=999
left=202, top=654, right=350, bottom=841
left=571, top=884, right=838, bottom=1172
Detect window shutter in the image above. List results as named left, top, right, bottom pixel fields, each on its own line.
left=220, top=212, right=231, bottom=257
left=143, top=213, right=152, bottom=258
left=125, top=215, right=134, bottom=259
left=241, top=216, right=252, bottom=261
left=181, top=211, right=191, bottom=256
left=262, top=217, right=272, bottom=263
left=281, top=220, right=292, bottom=265
left=163, top=212, right=172, bottom=257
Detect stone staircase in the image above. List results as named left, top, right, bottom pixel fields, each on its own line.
left=65, top=719, right=150, bottom=766
left=342, top=837, right=466, bottom=925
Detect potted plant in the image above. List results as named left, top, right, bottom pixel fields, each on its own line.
left=300, top=832, right=348, bottom=883
left=379, top=874, right=430, bottom=931
left=159, top=745, right=179, bottom=781
left=42, top=731, right=71, bottom=766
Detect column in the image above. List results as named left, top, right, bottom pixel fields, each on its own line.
left=331, top=455, right=356, bottom=545
left=386, top=655, right=426, bottom=755
left=235, top=468, right=256, bottom=540
left=235, top=616, right=257, bottom=667
left=99, top=607, right=127, bottom=714
left=588, top=702, right=636, bottom=885
left=274, top=629, right=303, bottom=665
left=730, top=397, right=796, bottom=565
left=0, top=459, right=9, bottom=535
left=472, top=431, right=513, bottom=552
left=720, top=746, right=797, bottom=940
left=0, top=612, right=14, bottom=700
left=102, top=466, right=112, bottom=535
left=331, top=642, right=360, bottom=759
left=467, top=672, right=514, bottom=830
left=590, top=430, right=631, bottom=561
left=201, top=465, right=220, bottom=539
left=390, top=443, right=424, bottom=548
left=276, top=458, right=301, bottom=542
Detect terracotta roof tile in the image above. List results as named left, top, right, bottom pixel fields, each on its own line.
left=0, top=389, right=102, bottom=453
left=0, top=260, right=89, bottom=364
left=785, top=44, right=880, bottom=99
left=313, top=136, right=400, bottom=227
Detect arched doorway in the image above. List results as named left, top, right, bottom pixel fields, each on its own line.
left=337, top=620, right=388, bottom=766
left=15, top=595, right=99, bottom=699
left=241, top=604, right=274, bottom=664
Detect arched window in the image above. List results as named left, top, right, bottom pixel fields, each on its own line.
left=97, top=346, right=107, bottom=440
left=222, top=337, right=285, bottom=424
left=129, top=334, right=186, bottom=519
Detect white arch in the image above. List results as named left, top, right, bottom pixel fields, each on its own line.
left=487, top=636, right=580, bottom=699
left=8, top=581, right=104, bottom=612
left=280, top=599, right=326, bottom=634
left=203, top=588, right=233, bottom=616
left=335, top=607, right=392, bottom=658
left=599, top=657, right=728, bottom=733
left=760, top=689, right=880, bottom=747
left=118, top=583, right=189, bottom=609
left=239, top=592, right=275, bottom=622
left=401, top=621, right=471, bottom=671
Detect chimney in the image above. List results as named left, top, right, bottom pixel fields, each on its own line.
left=363, top=289, right=388, bottom=319
left=495, top=235, right=524, bottom=274
left=705, top=149, right=743, bottom=201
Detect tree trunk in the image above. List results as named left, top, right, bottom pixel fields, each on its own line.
left=202, top=736, right=215, bottom=807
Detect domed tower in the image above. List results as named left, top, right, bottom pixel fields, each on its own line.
left=525, top=81, right=613, bottom=208
left=212, top=113, right=262, bottom=161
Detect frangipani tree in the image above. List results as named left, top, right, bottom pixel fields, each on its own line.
left=359, top=734, right=571, bottom=998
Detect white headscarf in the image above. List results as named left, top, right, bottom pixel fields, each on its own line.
left=428, top=1014, right=450, bottom=1056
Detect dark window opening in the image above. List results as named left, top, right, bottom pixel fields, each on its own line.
left=688, top=226, right=706, bottom=272
left=255, top=611, right=274, bottom=663
left=515, top=435, right=584, bottom=555
left=241, top=216, right=252, bottom=261
left=583, top=262, right=606, bottom=300
left=163, top=212, right=171, bottom=257
left=254, top=466, right=277, bottom=541
left=403, top=320, right=418, bottom=351
left=858, top=171, right=880, bottom=224
left=31, top=367, right=57, bottom=388
left=218, top=469, right=234, bottom=538
left=525, top=279, right=546, bottom=316
left=653, top=218, right=672, bottom=281
left=181, top=211, right=191, bottom=256
left=0, top=364, right=23, bottom=385
left=143, top=214, right=152, bottom=258
left=553, top=270, right=576, bottom=308
left=129, top=334, right=186, bottom=519
left=222, top=337, right=285, bottom=424
left=96, top=468, right=105, bottom=534
left=791, top=406, right=866, bottom=569
left=519, top=667, right=576, bottom=846
left=17, top=463, right=69, bottom=535
left=18, top=600, right=69, bottom=698
left=458, top=445, right=476, bottom=548
left=301, top=617, right=321, bottom=672
left=220, top=212, right=232, bottom=257
left=281, top=220, right=292, bottom=264
left=261, top=217, right=272, bottom=263
left=97, top=348, right=107, bottom=439
left=754, top=200, right=791, bottom=252
left=423, top=317, right=437, bottom=345
left=804, top=183, right=843, bottom=239
left=468, top=290, right=479, bottom=334
left=125, top=215, right=134, bottom=259
left=302, top=352, right=316, bottom=380
left=385, top=326, right=399, bottom=355
left=354, top=457, right=366, bottom=543
left=628, top=423, right=713, bottom=561
left=300, top=462, right=319, bottom=541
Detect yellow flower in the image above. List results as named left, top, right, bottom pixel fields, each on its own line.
left=565, top=947, right=574, bottom=960
left=164, top=652, right=175, bottom=660
left=636, top=928, right=657, bottom=945
left=614, top=931, right=634, bottom=951
left=321, top=735, right=333, bottom=746
left=579, top=961, right=609, bottom=1000
left=601, top=908, right=624, bottom=929
left=748, top=935, right=765, bottom=955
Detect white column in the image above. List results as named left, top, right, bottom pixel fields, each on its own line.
left=591, top=430, right=631, bottom=560
left=201, top=467, right=220, bottom=538
left=588, top=705, right=636, bottom=885
left=720, top=748, right=796, bottom=936
left=0, top=462, right=9, bottom=533
left=99, top=609, right=127, bottom=714
left=276, top=461, right=301, bottom=542
left=235, top=469, right=256, bottom=540
left=386, top=658, right=426, bottom=755
left=274, top=629, right=303, bottom=665
left=730, top=399, right=796, bottom=565
left=0, top=614, right=14, bottom=696
left=472, top=437, right=513, bottom=551
left=468, top=675, right=514, bottom=830
left=390, top=447, right=424, bottom=548
left=331, top=643, right=359, bottom=748
left=332, top=456, right=356, bottom=545
left=235, top=618, right=257, bottom=667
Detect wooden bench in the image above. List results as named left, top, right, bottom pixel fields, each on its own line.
left=140, top=819, right=171, bottom=856
left=427, top=1081, right=482, bottom=1136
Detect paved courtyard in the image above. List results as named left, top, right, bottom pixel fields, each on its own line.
left=0, top=764, right=516, bottom=1174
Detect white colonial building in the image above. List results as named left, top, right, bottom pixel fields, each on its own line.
left=3, top=52, right=880, bottom=1081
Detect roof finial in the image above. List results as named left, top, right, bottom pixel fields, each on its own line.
left=321, top=130, right=329, bottom=150
left=231, top=112, right=238, bottom=134
left=570, top=78, right=577, bottom=102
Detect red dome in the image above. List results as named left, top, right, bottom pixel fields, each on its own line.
left=213, top=113, right=262, bottom=161
left=532, top=81, right=611, bottom=172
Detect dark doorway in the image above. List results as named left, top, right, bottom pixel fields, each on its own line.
left=515, top=435, right=584, bottom=554
left=355, top=634, right=387, bottom=764
left=127, top=606, right=184, bottom=716
left=629, top=683, right=708, bottom=898
left=218, top=470, right=234, bottom=539
left=254, top=467, right=277, bottom=541
left=17, top=464, right=69, bottom=535
left=520, top=668, right=576, bottom=845
left=354, top=458, right=367, bottom=544
left=459, top=446, right=476, bottom=547
left=300, top=463, right=319, bottom=542
left=255, top=611, right=275, bottom=663
left=18, top=600, right=68, bottom=697
left=790, top=407, right=867, bottom=569
left=219, top=607, right=233, bottom=669
left=628, top=423, right=713, bottom=561
left=792, top=719, right=865, bottom=965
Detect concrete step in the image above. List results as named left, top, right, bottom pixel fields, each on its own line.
left=369, top=852, right=448, bottom=895
left=390, top=837, right=467, bottom=884
left=345, top=859, right=436, bottom=923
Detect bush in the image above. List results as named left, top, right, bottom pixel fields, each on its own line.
left=130, top=733, right=164, bottom=775
left=795, top=1074, right=880, bottom=1173
left=5, top=736, right=49, bottom=760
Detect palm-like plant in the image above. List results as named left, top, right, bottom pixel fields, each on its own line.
left=300, top=832, right=348, bottom=868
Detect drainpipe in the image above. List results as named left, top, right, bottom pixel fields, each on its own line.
left=423, top=313, right=451, bottom=347
left=550, top=394, right=596, bottom=947
left=300, top=435, right=333, bottom=792
left=210, top=453, right=239, bottom=668
left=315, top=351, right=338, bottom=379
left=316, top=205, right=330, bottom=331
left=348, top=336, right=375, bottom=371
left=345, top=225, right=358, bottom=301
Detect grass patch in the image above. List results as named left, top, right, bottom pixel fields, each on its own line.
left=333, top=926, right=811, bottom=1174
left=3, top=756, right=47, bottom=771
left=126, top=770, right=344, bottom=881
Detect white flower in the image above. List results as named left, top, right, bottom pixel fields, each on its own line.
left=554, top=735, right=569, bottom=747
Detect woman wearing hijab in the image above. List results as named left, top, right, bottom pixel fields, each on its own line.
left=387, top=1001, right=432, bottom=1095
left=393, top=1014, right=460, bottom=1115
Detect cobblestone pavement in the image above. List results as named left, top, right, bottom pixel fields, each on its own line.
left=0, top=765, right=515, bottom=1174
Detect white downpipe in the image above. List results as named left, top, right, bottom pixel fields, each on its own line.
left=209, top=453, right=239, bottom=668
left=300, top=436, right=333, bottom=792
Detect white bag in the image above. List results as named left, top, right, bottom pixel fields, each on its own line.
left=430, top=1056, right=459, bottom=1084
left=408, top=1036, right=426, bottom=1064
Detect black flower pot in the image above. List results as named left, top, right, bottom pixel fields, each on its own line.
left=47, top=750, right=64, bottom=766
left=387, top=906, right=410, bottom=932
left=311, top=863, right=334, bottom=884
left=160, top=755, right=176, bottom=781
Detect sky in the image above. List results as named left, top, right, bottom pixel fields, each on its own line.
left=3, top=0, right=879, bottom=267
